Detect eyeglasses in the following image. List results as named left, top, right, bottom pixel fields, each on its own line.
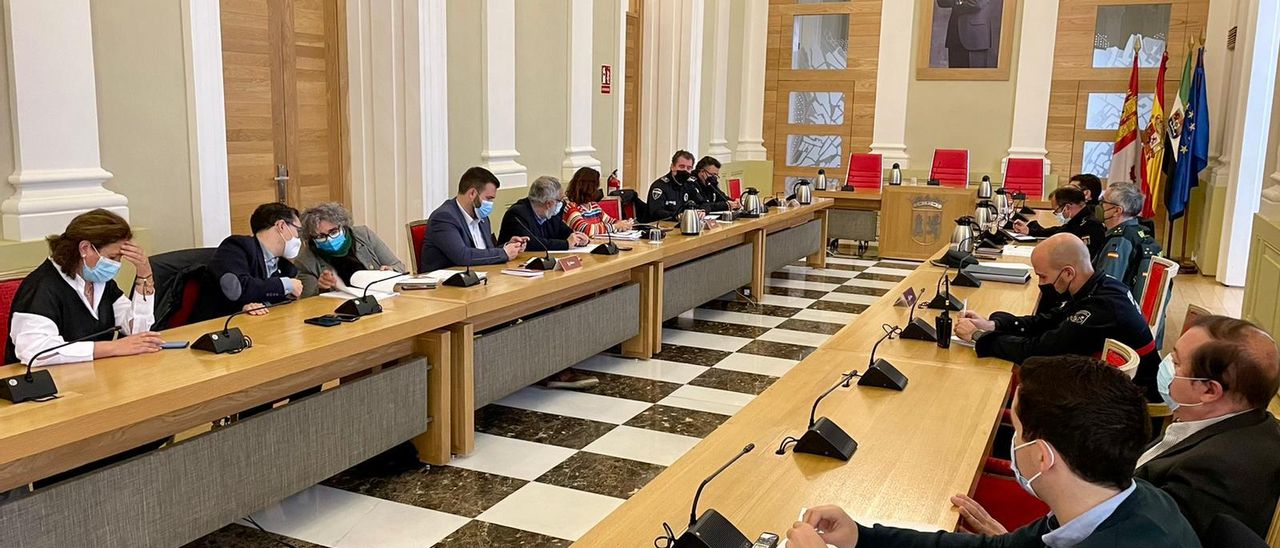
left=313, top=226, right=343, bottom=241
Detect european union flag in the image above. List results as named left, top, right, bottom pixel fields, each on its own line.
left=1167, top=48, right=1210, bottom=221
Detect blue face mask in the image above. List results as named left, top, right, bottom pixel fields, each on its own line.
left=1156, top=354, right=1208, bottom=411
left=314, top=229, right=347, bottom=253
left=82, top=245, right=122, bottom=284
left=1010, top=437, right=1054, bottom=500
left=476, top=199, right=494, bottom=219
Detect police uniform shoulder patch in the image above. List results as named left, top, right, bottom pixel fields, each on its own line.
left=1068, top=310, right=1091, bottom=325
left=651, top=188, right=663, bottom=199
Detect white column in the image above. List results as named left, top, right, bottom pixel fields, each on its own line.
left=562, top=0, right=601, bottom=181
left=1204, top=0, right=1240, bottom=188
left=704, top=0, right=733, bottom=161
left=480, top=0, right=527, bottom=188
left=639, top=0, right=704, bottom=183
left=346, top=0, right=449, bottom=261
left=181, top=0, right=232, bottom=247
left=613, top=0, right=627, bottom=181
left=869, top=0, right=915, bottom=168
left=1004, top=0, right=1060, bottom=175
left=1215, top=0, right=1280, bottom=286
left=734, top=0, right=768, bottom=162
left=0, top=0, right=126, bottom=241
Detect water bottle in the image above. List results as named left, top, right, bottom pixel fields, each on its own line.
left=890, top=163, right=902, bottom=186
left=816, top=169, right=827, bottom=191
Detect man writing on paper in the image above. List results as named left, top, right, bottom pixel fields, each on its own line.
left=420, top=167, right=528, bottom=272
left=954, top=233, right=1162, bottom=400
left=1011, top=186, right=1106, bottom=258
left=499, top=176, right=591, bottom=251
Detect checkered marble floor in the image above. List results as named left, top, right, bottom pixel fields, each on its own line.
left=185, top=251, right=919, bottom=548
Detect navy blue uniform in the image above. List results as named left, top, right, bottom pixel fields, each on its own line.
left=975, top=272, right=1161, bottom=401
left=646, top=173, right=694, bottom=221
left=1024, top=208, right=1107, bottom=258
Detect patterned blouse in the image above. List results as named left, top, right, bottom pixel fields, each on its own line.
left=563, top=200, right=621, bottom=237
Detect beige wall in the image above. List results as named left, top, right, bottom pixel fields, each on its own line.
left=904, top=3, right=1022, bottom=175
left=90, top=0, right=195, bottom=255
left=592, top=0, right=622, bottom=175
left=515, top=0, right=569, bottom=182
left=446, top=0, right=484, bottom=191
left=0, top=4, right=13, bottom=207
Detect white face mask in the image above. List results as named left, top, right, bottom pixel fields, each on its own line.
left=283, top=236, right=302, bottom=259
left=1010, top=437, right=1054, bottom=499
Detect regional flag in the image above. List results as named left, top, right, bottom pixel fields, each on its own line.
left=1109, top=39, right=1143, bottom=185
left=1140, top=51, right=1169, bottom=219
left=1167, top=48, right=1210, bottom=221
left=1166, top=42, right=1195, bottom=163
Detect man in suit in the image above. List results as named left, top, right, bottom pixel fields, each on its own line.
left=498, top=175, right=590, bottom=251
left=208, top=202, right=304, bottom=317
left=937, top=0, right=1001, bottom=68
left=786, top=355, right=1199, bottom=547
left=953, top=315, right=1280, bottom=543
left=419, top=166, right=527, bottom=272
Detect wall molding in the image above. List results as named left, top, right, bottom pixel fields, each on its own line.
left=180, top=0, right=232, bottom=248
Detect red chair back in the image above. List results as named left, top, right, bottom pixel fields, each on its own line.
left=0, top=276, right=24, bottom=356
left=165, top=278, right=203, bottom=329
left=598, top=197, right=622, bottom=220
left=1003, top=158, right=1045, bottom=199
left=930, top=149, right=970, bottom=188
left=728, top=178, right=743, bottom=200
left=845, top=153, right=883, bottom=191
left=406, top=220, right=429, bottom=274
left=1140, top=257, right=1178, bottom=332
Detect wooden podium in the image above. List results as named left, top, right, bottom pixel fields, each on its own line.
left=879, top=185, right=976, bottom=260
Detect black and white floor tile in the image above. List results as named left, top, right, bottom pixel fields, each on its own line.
left=187, top=250, right=918, bottom=548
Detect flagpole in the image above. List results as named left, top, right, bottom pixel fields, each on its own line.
left=1175, top=37, right=1204, bottom=276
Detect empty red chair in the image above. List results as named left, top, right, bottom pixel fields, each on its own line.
left=845, top=153, right=883, bottom=191
left=406, top=220, right=429, bottom=274
left=1003, top=158, right=1046, bottom=200
left=0, top=276, right=24, bottom=357
left=728, top=178, right=743, bottom=200
left=598, top=197, right=622, bottom=220
left=930, top=149, right=970, bottom=188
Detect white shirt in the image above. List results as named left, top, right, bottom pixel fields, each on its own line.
left=1137, top=410, right=1250, bottom=467
left=455, top=198, right=488, bottom=250
left=9, top=259, right=155, bottom=366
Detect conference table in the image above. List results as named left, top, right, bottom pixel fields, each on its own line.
left=575, top=244, right=1044, bottom=546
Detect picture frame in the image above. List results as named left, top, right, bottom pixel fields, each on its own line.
left=915, top=0, right=1019, bottom=81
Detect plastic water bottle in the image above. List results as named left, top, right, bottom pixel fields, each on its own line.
left=890, top=163, right=902, bottom=186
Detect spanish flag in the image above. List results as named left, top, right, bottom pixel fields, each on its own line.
left=1109, top=37, right=1143, bottom=188
left=1140, top=51, right=1170, bottom=219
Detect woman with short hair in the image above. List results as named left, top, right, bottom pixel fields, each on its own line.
left=561, top=167, right=634, bottom=237
left=295, top=202, right=405, bottom=297
left=5, top=208, right=163, bottom=365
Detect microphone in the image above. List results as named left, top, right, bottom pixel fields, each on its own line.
left=786, top=368, right=861, bottom=461
left=670, top=443, right=756, bottom=548
left=927, top=267, right=964, bottom=311
left=857, top=323, right=910, bottom=391
left=335, top=272, right=406, bottom=317
left=1, top=326, right=122, bottom=403
left=512, top=214, right=558, bottom=271
left=900, top=286, right=938, bottom=342
left=592, top=224, right=621, bottom=255
left=192, top=298, right=295, bottom=354
left=443, top=246, right=483, bottom=287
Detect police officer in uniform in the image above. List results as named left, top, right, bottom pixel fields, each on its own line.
left=1095, top=182, right=1162, bottom=300
left=646, top=150, right=697, bottom=221
left=1066, top=173, right=1105, bottom=223
left=689, top=156, right=740, bottom=212
left=1012, top=186, right=1106, bottom=258
left=956, top=233, right=1162, bottom=401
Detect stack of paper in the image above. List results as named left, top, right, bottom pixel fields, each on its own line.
left=320, top=270, right=405, bottom=299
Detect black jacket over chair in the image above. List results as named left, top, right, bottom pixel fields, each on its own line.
left=1203, top=513, right=1267, bottom=548
left=136, top=247, right=218, bottom=329
left=207, top=235, right=298, bottom=316
left=1135, top=409, right=1280, bottom=541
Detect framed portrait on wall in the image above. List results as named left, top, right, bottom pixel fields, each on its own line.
left=916, top=0, right=1018, bottom=80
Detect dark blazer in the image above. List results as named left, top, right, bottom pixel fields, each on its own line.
left=1025, top=207, right=1108, bottom=258
left=938, top=0, right=999, bottom=51
left=419, top=198, right=507, bottom=273
left=498, top=198, right=573, bottom=252
left=856, top=479, right=1199, bottom=547
left=1135, top=409, right=1280, bottom=541
left=208, top=235, right=297, bottom=315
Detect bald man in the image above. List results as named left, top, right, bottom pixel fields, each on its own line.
left=956, top=233, right=1161, bottom=399
left=955, top=315, right=1280, bottom=542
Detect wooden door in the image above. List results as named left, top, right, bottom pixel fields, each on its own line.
left=221, top=0, right=347, bottom=234
left=622, top=0, right=643, bottom=190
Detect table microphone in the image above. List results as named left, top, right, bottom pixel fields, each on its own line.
left=857, top=324, right=909, bottom=391
left=592, top=226, right=621, bottom=255
left=443, top=251, right=483, bottom=287
left=1, top=326, right=122, bottom=403
left=192, top=298, right=294, bottom=354
left=900, top=287, right=938, bottom=342
left=786, top=371, right=859, bottom=462
left=335, top=272, right=406, bottom=317
left=669, top=443, right=755, bottom=548
left=927, top=268, right=964, bottom=311
left=512, top=215, right=558, bottom=271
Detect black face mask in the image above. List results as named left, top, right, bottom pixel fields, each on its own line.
left=705, top=175, right=719, bottom=186
left=674, top=170, right=692, bottom=183
left=1038, top=268, right=1068, bottom=300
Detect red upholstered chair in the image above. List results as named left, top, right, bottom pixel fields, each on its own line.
left=165, top=279, right=203, bottom=329
left=406, top=219, right=429, bottom=274
left=598, top=197, right=622, bottom=221
left=1139, top=256, right=1178, bottom=336
left=972, top=473, right=1051, bottom=531
left=728, top=178, right=743, bottom=200
left=930, top=149, right=970, bottom=188
left=1003, top=158, right=1045, bottom=200
left=0, top=276, right=24, bottom=358
left=845, top=153, right=883, bottom=191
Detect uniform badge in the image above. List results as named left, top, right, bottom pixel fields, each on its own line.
left=1106, top=252, right=1119, bottom=258
left=1068, top=310, right=1091, bottom=325
left=1082, top=236, right=1091, bottom=245
left=651, top=188, right=663, bottom=199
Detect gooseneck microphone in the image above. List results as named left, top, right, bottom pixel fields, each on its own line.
left=665, top=443, right=755, bottom=548
left=1, top=325, right=123, bottom=403
left=858, top=323, right=909, bottom=391
left=192, top=298, right=294, bottom=354
left=512, top=215, right=558, bottom=271
left=444, top=247, right=483, bottom=287
left=335, top=272, right=406, bottom=317
left=927, top=268, right=964, bottom=312
left=900, top=286, right=938, bottom=342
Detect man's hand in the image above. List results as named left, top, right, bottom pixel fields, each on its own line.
left=951, top=494, right=1008, bottom=536
left=242, top=303, right=270, bottom=316
left=614, top=219, right=634, bottom=232
left=786, top=523, right=834, bottom=548
left=798, top=505, right=860, bottom=548
left=100, top=331, right=164, bottom=357
left=317, top=270, right=340, bottom=290
left=120, top=241, right=152, bottom=279
left=503, top=241, right=524, bottom=260
left=729, top=199, right=742, bottom=210
left=286, top=278, right=303, bottom=299
left=568, top=232, right=590, bottom=247
left=1012, top=220, right=1030, bottom=235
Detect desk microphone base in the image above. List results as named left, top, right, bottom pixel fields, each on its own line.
left=793, top=417, right=857, bottom=461
left=0, top=370, right=57, bottom=403
left=335, top=295, right=382, bottom=316
left=675, top=510, right=752, bottom=548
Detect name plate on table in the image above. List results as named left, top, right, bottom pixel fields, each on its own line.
left=894, top=287, right=919, bottom=308
left=555, top=255, right=583, bottom=272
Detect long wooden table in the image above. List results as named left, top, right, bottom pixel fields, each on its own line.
left=576, top=244, right=1043, bottom=546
